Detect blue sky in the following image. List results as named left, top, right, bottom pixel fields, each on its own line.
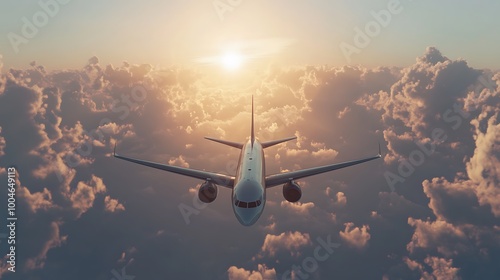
left=1, top=0, right=499, bottom=69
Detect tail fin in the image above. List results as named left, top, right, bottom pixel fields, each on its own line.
left=251, top=95, right=255, bottom=147
left=205, top=96, right=255, bottom=149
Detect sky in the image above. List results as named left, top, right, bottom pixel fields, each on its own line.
left=0, top=0, right=499, bottom=70
left=0, top=1, right=500, bottom=280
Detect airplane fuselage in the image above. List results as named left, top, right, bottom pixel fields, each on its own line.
left=232, top=140, right=266, bottom=226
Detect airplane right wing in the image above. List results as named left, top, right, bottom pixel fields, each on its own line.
left=114, top=146, right=235, bottom=188
left=265, top=147, right=381, bottom=188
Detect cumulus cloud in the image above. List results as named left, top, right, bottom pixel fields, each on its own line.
left=104, top=195, right=126, bottom=213
left=357, top=47, right=481, bottom=164
left=258, top=231, right=312, bottom=258
left=423, top=256, right=461, bottom=280
left=325, top=188, right=347, bottom=209
left=24, top=221, right=67, bottom=270
left=404, top=256, right=461, bottom=280
left=280, top=201, right=315, bottom=215
left=168, top=155, right=190, bottom=168
left=227, top=264, right=276, bottom=280
left=353, top=47, right=500, bottom=278
left=335, top=192, right=347, bottom=206
left=1, top=47, right=499, bottom=279
left=18, top=185, right=54, bottom=213
left=311, top=147, right=338, bottom=160
left=464, top=112, right=500, bottom=216
left=406, top=218, right=469, bottom=257
left=339, top=223, right=371, bottom=249
left=68, top=175, right=107, bottom=218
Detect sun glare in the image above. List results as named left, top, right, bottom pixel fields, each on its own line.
left=221, top=51, right=243, bottom=71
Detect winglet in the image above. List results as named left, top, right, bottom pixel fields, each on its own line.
left=251, top=95, right=255, bottom=147
left=113, top=142, right=117, bottom=157
left=378, top=142, right=382, bottom=157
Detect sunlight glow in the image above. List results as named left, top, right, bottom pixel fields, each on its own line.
left=220, top=51, right=243, bottom=71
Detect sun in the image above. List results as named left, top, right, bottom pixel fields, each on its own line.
left=220, top=51, right=243, bottom=71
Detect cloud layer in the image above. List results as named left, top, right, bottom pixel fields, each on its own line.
left=0, top=48, right=499, bottom=279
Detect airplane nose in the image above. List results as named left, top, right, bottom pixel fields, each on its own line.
left=236, top=208, right=260, bottom=226
left=233, top=180, right=264, bottom=226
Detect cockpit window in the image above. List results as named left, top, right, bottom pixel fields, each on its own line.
left=234, top=197, right=262, bottom=208
left=238, top=201, right=248, bottom=208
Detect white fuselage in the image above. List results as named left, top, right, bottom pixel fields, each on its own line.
left=231, top=140, right=266, bottom=226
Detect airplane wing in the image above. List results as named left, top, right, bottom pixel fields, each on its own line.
left=265, top=148, right=381, bottom=188
left=114, top=146, right=234, bottom=188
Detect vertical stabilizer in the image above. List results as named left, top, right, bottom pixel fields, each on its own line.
left=251, top=95, right=255, bottom=147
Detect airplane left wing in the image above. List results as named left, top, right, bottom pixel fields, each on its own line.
left=265, top=148, right=381, bottom=188
left=114, top=147, right=234, bottom=188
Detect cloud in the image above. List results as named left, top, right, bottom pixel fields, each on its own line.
left=18, top=184, right=54, bottom=213
left=0, top=126, right=5, bottom=156
left=325, top=188, right=347, bottom=209
left=339, top=223, right=371, bottom=249
left=68, top=175, right=107, bottom=218
left=280, top=201, right=315, bottom=215
left=258, top=231, right=312, bottom=258
left=227, top=264, right=276, bottom=280
left=335, top=192, right=347, bottom=206
left=352, top=47, right=500, bottom=279
left=333, top=191, right=347, bottom=207
left=311, top=148, right=338, bottom=160
left=357, top=47, right=481, bottom=164
left=168, top=155, right=190, bottom=168
left=406, top=218, right=469, bottom=257
left=404, top=256, right=461, bottom=280
left=466, top=112, right=500, bottom=216
left=24, top=221, right=67, bottom=270
left=1, top=48, right=499, bottom=279
left=423, top=256, right=461, bottom=280
left=104, top=195, right=125, bottom=213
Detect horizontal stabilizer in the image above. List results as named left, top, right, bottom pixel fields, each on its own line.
left=261, top=136, right=297, bottom=148
left=204, top=137, right=244, bottom=149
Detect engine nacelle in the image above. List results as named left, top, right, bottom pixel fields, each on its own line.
left=198, top=181, right=218, bottom=203
left=282, top=181, right=302, bottom=202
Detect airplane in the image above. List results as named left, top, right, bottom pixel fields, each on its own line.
left=114, top=96, right=381, bottom=226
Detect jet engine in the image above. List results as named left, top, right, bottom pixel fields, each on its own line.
left=198, top=181, right=218, bottom=203
left=282, top=181, right=302, bottom=202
